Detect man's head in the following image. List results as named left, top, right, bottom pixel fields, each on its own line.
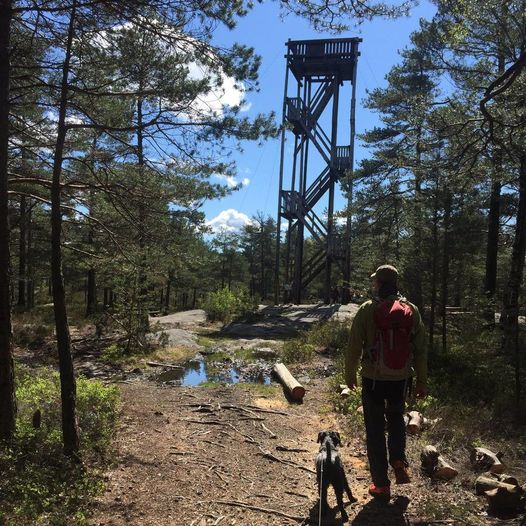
left=371, top=264, right=398, bottom=292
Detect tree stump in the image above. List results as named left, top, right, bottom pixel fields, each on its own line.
left=406, top=411, right=424, bottom=434
left=420, top=445, right=458, bottom=480
left=471, top=447, right=505, bottom=474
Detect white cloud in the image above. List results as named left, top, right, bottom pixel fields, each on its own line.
left=207, top=209, right=252, bottom=233
left=213, top=174, right=250, bottom=188
left=186, top=62, right=248, bottom=118
left=88, top=22, right=250, bottom=120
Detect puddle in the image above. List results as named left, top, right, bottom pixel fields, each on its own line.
left=152, top=358, right=273, bottom=386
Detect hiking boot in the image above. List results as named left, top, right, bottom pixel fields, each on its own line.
left=393, top=460, right=411, bottom=484
left=368, top=483, right=391, bottom=500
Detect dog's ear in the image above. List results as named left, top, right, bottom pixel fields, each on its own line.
left=317, top=431, right=326, bottom=443
left=331, top=431, right=341, bottom=446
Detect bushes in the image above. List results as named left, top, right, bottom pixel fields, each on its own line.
left=0, top=369, right=120, bottom=525
left=282, top=319, right=351, bottom=364
left=307, top=319, right=351, bottom=352
left=203, top=287, right=258, bottom=323
left=282, top=337, right=315, bottom=364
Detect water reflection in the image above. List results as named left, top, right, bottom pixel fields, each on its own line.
left=153, top=359, right=272, bottom=386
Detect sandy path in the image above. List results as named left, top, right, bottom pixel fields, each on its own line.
left=88, top=379, right=372, bottom=526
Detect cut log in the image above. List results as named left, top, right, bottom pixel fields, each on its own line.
left=470, top=447, right=505, bottom=474
left=421, top=445, right=439, bottom=472
left=340, top=387, right=352, bottom=398
left=484, top=487, right=524, bottom=512
left=420, top=445, right=458, bottom=480
left=475, top=475, right=521, bottom=495
left=406, top=411, right=424, bottom=434
left=476, top=474, right=524, bottom=512
left=272, top=363, right=305, bottom=402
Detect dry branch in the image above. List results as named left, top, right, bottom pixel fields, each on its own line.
left=146, top=361, right=184, bottom=369
left=257, top=447, right=315, bottom=474
left=261, top=422, right=277, bottom=438
left=209, top=499, right=306, bottom=522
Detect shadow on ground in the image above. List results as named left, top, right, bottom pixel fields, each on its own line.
left=350, top=496, right=410, bottom=525
left=220, top=304, right=344, bottom=339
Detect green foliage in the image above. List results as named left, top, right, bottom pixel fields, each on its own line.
left=0, top=369, right=120, bottom=525
left=282, top=319, right=350, bottom=364
left=203, top=287, right=258, bottom=323
left=100, top=343, right=128, bottom=364
left=307, top=319, right=351, bottom=352
left=282, top=338, right=315, bottom=364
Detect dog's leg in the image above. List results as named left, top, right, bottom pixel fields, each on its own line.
left=341, top=467, right=357, bottom=504
left=319, top=478, right=329, bottom=516
left=333, top=481, right=349, bottom=522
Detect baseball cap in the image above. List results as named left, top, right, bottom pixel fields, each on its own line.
left=370, top=264, right=398, bottom=284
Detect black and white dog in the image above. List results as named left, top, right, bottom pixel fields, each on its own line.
left=316, top=431, right=357, bottom=522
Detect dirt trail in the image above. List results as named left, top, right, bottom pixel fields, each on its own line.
left=87, top=305, right=504, bottom=525
left=88, top=379, right=360, bottom=526
left=88, top=377, right=445, bottom=526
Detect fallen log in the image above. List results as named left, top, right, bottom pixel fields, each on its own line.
left=420, top=445, right=458, bottom=480
left=471, top=447, right=505, bottom=474
left=146, top=361, right=184, bottom=369
left=272, top=363, right=305, bottom=402
left=406, top=411, right=424, bottom=434
left=475, top=474, right=525, bottom=512
left=475, top=474, right=521, bottom=494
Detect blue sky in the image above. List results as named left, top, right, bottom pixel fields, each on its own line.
left=204, top=0, right=437, bottom=233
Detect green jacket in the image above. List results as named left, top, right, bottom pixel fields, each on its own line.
left=345, top=295, right=427, bottom=385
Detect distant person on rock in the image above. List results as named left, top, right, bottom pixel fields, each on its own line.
left=345, top=264, right=427, bottom=500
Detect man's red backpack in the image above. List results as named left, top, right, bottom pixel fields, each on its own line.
left=372, top=299, right=414, bottom=373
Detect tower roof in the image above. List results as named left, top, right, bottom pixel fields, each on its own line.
left=286, top=38, right=361, bottom=81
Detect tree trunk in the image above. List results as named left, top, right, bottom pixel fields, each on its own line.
left=136, top=96, right=149, bottom=338
left=410, top=128, right=424, bottom=311
left=429, top=187, right=439, bottom=349
left=441, top=190, right=452, bottom=354
left=85, top=141, right=97, bottom=317
left=26, top=200, right=33, bottom=309
left=0, top=0, right=16, bottom=442
left=164, top=274, right=171, bottom=313
left=484, top=49, right=505, bottom=298
left=484, top=178, right=501, bottom=296
left=501, top=153, right=526, bottom=411
left=17, top=195, right=27, bottom=308
left=86, top=268, right=96, bottom=316
left=50, top=0, right=80, bottom=457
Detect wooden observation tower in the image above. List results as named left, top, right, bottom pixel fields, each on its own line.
left=274, top=38, right=361, bottom=304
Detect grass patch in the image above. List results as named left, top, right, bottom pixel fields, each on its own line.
left=100, top=342, right=197, bottom=368
left=234, top=382, right=281, bottom=397
left=0, top=368, right=120, bottom=525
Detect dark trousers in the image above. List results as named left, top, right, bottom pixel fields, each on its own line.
left=362, top=377, right=409, bottom=487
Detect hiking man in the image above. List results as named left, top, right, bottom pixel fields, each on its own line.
left=345, top=264, right=427, bottom=500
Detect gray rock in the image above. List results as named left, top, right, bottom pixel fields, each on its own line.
left=146, top=328, right=202, bottom=349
